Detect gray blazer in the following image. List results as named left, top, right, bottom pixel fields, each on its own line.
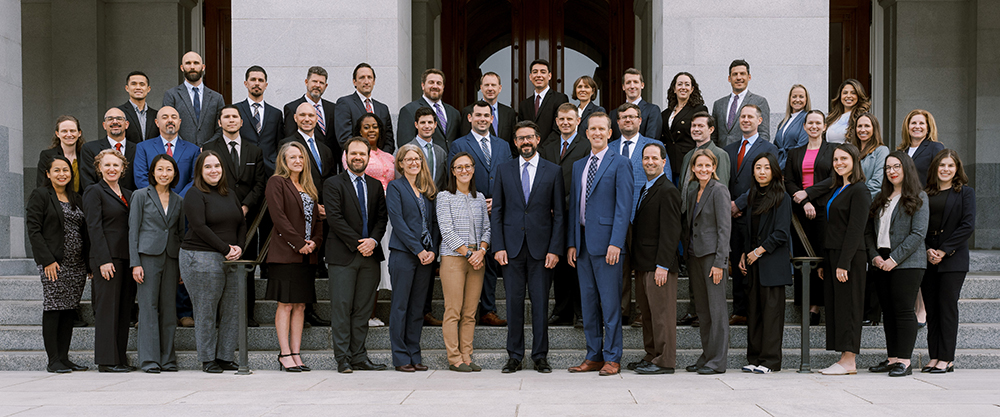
left=859, top=146, right=890, bottom=199
left=128, top=186, right=185, bottom=267
left=405, top=137, right=447, bottom=189
left=162, top=84, right=225, bottom=146
left=711, top=91, right=771, bottom=147
left=865, top=191, right=929, bottom=270
left=684, top=179, right=731, bottom=269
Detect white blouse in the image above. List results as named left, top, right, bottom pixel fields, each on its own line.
left=826, top=113, right=851, bottom=144
left=877, top=193, right=900, bottom=249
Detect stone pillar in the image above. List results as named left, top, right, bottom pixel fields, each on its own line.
left=971, top=0, right=1000, bottom=248
left=1, top=0, right=24, bottom=260
left=411, top=0, right=440, bottom=100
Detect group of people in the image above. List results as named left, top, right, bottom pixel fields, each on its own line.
left=26, top=53, right=975, bottom=378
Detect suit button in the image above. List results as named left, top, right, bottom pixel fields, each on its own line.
left=521, top=227, right=524, bottom=230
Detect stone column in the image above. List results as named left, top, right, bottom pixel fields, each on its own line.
left=971, top=0, right=1000, bottom=248
left=1, top=0, right=24, bottom=261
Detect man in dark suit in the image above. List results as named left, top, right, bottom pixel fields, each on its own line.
left=566, top=112, right=633, bottom=377
left=283, top=66, right=339, bottom=154
left=162, top=51, right=225, bottom=146
left=711, top=59, right=771, bottom=147
left=324, top=137, right=389, bottom=373
left=518, top=59, right=569, bottom=149
left=117, top=71, right=159, bottom=144
left=236, top=65, right=284, bottom=172
left=540, top=103, right=591, bottom=328
left=610, top=68, right=663, bottom=141
left=628, top=142, right=682, bottom=375
left=81, top=108, right=137, bottom=191
left=407, top=107, right=448, bottom=191
left=724, top=104, right=778, bottom=325
left=334, top=63, right=394, bottom=153
left=492, top=120, right=565, bottom=374
left=460, top=72, right=517, bottom=156
left=396, top=69, right=460, bottom=151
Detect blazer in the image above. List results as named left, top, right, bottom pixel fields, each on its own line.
left=859, top=146, right=890, bottom=198
left=926, top=186, right=976, bottom=272
left=133, top=136, right=200, bottom=197
left=36, top=147, right=78, bottom=189
left=406, top=138, right=448, bottom=191
left=265, top=176, right=324, bottom=264
left=82, top=180, right=133, bottom=270
left=784, top=141, right=836, bottom=207
left=460, top=102, right=517, bottom=157
left=491, top=157, right=565, bottom=260
left=824, top=182, right=871, bottom=271
left=447, top=133, right=514, bottom=199
left=661, top=103, right=708, bottom=177
left=610, top=99, right=663, bottom=142
left=280, top=133, right=336, bottom=203
left=201, top=137, right=268, bottom=211
left=396, top=97, right=461, bottom=152
left=127, top=186, right=184, bottom=267
left=518, top=90, right=569, bottom=146
left=282, top=96, right=339, bottom=152
left=117, top=101, right=160, bottom=144
left=743, top=194, right=792, bottom=286
left=630, top=175, right=681, bottom=272
left=865, top=191, right=929, bottom=270
left=323, top=172, right=388, bottom=265
left=711, top=91, right=771, bottom=147
left=679, top=141, right=731, bottom=212
left=26, top=187, right=89, bottom=268
left=539, top=131, right=590, bottom=208
left=567, top=149, right=633, bottom=256
left=683, top=179, right=731, bottom=269
left=162, top=84, right=225, bottom=146
left=334, top=92, right=395, bottom=153
left=609, top=134, right=666, bottom=217
left=80, top=139, right=137, bottom=191
left=573, top=102, right=605, bottom=142
left=386, top=177, right=440, bottom=255
left=773, top=112, right=809, bottom=169
left=907, top=140, right=946, bottom=187
left=725, top=135, right=779, bottom=213
left=235, top=99, right=284, bottom=172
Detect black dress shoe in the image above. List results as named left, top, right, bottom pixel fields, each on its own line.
left=921, top=366, right=934, bottom=373
left=697, top=366, right=725, bottom=374
left=247, top=317, right=260, bottom=328
left=395, top=364, right=416, bottom=372
left=202, top=361, right=223, bottom=373
left=215, top=359, right=239, bottom=371
left=350, top=359, right=387, bottom=371
left=305, top=311, right=331, bottom=327
left=47, top=364, right=72, bottom=374
left=534, top=358, right=552, bottom=373
left=144, top=367, right=161, bottom=374
left=685, top=364, right=700, bottom=372
left=63, top=361, right=88, bottom=372
left=677, top=313, right=698, bottom=326
left=868, top=360, right=892, bottom=373
left=888, top=363, right=912, bottom=377
left=573, top=318, right=584, bottom=329
left=548, top=314, right=571, bottom=326
left=412, top=363, right=428, bottom=371
left=98, top=365, right=130, bottom=373
left=929, top=363, right=954, bottom=374
left=809, top=312, right=821, bottom=326
left=634, top=363, right=675, bottom=375
left=160, top=365, right=179, bottom=372
left=502, top=358, right=522, bottom=373
left=337, top=361, right=353, bottom=373
left=125, top=365, right=139, bottom=372
left=627, top=360, right=652, bottom=371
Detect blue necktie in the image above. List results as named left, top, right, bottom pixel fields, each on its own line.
left=491, top=105, right=499, bottom=135
left=521, top=161, right=531, bottom=203
left=192, top=87, right=201, bottom=122
left=356, top=177, right=368, bottom=238
left=621, top=140, right=631, bottom=157
left=307, top=138, right=323, bottom=173
left=480, top=137, right=491, bottom=167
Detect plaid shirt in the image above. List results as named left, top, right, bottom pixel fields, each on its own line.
left=436, top=190, right=491, bottom=256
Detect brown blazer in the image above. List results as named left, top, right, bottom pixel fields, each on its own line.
left=265, top=176, right=324, bottom=264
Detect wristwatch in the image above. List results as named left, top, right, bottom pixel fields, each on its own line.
left=465, top=251, right=473, bottom=259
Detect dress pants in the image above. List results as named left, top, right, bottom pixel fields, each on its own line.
left=440, top=256, right=485, bottom=365
left=502, top=247, right=552, bottom=361
left=823, top=249, right=867, bottom=353
left=729, top=218, right=749, bottom=317
left=479, top=257, right=500, bottom=316
left=136, top=253, right=179, bottom=370
left=635, top=269, right=678, bottom=368
left=921, top=266, right=966, bottom=361
left=388, top=250, right=433, bottom=367
left=179, top=249, right=240, bottom=363
left=746, top=264, right=785, bottom=370
left=42, top=310, right=74, bottom=368
left=872, top=264, right=923, bottom=359
left=689, top=254, right=729, bottom=372
left=577, top=228, right=624, bottom=363
left=92, top=258, right=136, bottom=366
left=620, top=226, right=634, bottom=318
left=550, top=259, right=581, bottom=320
left=328, top=252, right=381, bottom=364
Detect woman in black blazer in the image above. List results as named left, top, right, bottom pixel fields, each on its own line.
left=819, top=143, right=872, bottom=375
left=27, top=156, right=90, bottom=373
left=737, top=153, right=791, bottom=374
left=898, top=109, right=946, bottom=187
left=82, top=149, right=135, bottom=372
left=37, top=115, right=85, bottom=192
left=661, top=72, right=708, bottom=181
left=921, top=149, right=975, bottom=373
left=572, top=76, right=605, bottom=136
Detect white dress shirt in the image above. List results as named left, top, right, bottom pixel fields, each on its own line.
left=520, top=153, right=539, bottom=193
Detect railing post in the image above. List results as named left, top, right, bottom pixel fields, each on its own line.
left=792, top=256, right=823, bottom=374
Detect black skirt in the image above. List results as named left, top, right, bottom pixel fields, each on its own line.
left=265, top=260, right=317, bottom=304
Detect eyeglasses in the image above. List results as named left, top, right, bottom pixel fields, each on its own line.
left=620, top=115, right=640, bottom=120
left=515, top=134, right=537, bottom=141
left=453, top=165, right=474, bottom=172
left=403, top=157, right=422, bottom=164
left=104, top=116, right=126, bottom=122
left=884, top=164, right=903, bottom=172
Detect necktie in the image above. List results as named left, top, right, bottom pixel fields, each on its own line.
left=115, top=142, right=122, bottom=154
left=586, top=155, right=599, bottom=200
left=480, top=137, right=491, bottom=167
left=434, top=103, right=448, bottom=132
left=425, top=143, right=435, bottom=181
left=637, top=184, right=648, bottom=212
left=137, top=108, right=146, bottom=138
left=737, top=139, right=748, bottom=170
left=364, top=98, right=373, bottom=114
left=534, top=94, right=541, bottom=116
left=491, top=105, right=498, bottom=135
left=622, top=140, right=631, bottom=158
left=522, top=161, right=531, bottom=203
left=560, top=140, right=569, bottom=159
left=165, top=142, right=173, bottom=157
left=252, top=103, right=261, bottom=133
left=307, top=138, right=323, bottom=173
left=229, top=141, right=240, bottom=175
left=356, top=176, right=368, bottom=238
left=314, top=104, right=326, bottom=135
left=727, top=94, right=739, bottom=131
left=193, top=87, right=201, bottom=122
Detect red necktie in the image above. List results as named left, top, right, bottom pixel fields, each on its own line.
left=534, top=94, right=541, bottom=117
left=737, top=139, right=748, bottom=170
left=364, top=98, right=373, bottom=114
left=166, top=142, right=173, bottom=157
left=115, top=143, right=122, bottom=154
left=560, top=140, right=568, bottom=159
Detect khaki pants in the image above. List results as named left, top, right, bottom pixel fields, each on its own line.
left=440, top=256, right=485, bottom=366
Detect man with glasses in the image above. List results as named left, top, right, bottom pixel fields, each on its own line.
left=81, top=108, right=138, bottom=191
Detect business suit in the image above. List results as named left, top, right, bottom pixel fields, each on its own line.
left=80, top=139, right=136, bottom=191
left=630, top=174, right=681, bottom=369
left=568, top=148, right=633, bottom=364
left=610, top=99, right=663, bottom=142
left=281, top=133, right=336, bottom=203
left=743, top=193, right=792, bottom=371
left=162, top=83, right=225, bottom=146
left=773, top=112, right=809, bottom=169
left=133, top=137, right=200, bottom=197
left=118, top=101, right=159, bottom=144
left=661, top=103, right=708, bottom=179
left=283, top=96, right=338, bottom=151
left=407, top=138, right=447, bottom=191
left=324, top=172, right=388, bottom=366
left=519, top=90, right=569, bottom=149
left=784, top=141, right=835, bottom=308
left=683, top=179, right=731, bottom=372
left=573, top=102, right=605, bottom=142
left=334, top=92, right=395, bottom=153
left=908, top=140, right=946, bottom=187
left=396, top=97, right=460, bottom=152
left=711, top=91, right=771, bottom=147
left=36, top=147, right=82, bottom=192
left=460, top=102, right=517, bottom=157
left=491, top=156, right=565, bottom=362
left=235, top=99, right=284, bottom=172
left=82, top=180, right=135, bottom=367
left=128, top=185, right=184, bottom=371
left=27, top=187, right=89, bottom=271
left=823, top=182, right=871, bottom=353
left=610, top=134, right=669, bottom=217
left=679, top=141, right=731, bottom=213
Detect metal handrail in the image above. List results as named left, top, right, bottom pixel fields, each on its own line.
left=222, top=201, right=272, bottom=375
left=791, top=212, right=822, bottom=373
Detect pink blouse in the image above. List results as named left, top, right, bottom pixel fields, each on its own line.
left=802, top=148, right=820, bottom=188
left=342, top=148, right=396, bottom=191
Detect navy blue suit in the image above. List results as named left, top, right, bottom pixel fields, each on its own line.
left=491, top=156, right=565, bottom=361
left=133, top=137, right=201, bottom=197
left=773, top=112, right=809, bottom=169
left=909, top=140, right=946, bottom=187
left=235, top=99, right=284, bottom=172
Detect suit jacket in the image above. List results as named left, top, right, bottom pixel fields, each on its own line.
left=824, top=182, right=871, bottom=271
left=711, top=91, right=771, bottom=147
left=908, top=140, right=946, bottom=187
left=630, top=174, right=681, bottom=271
left=539, top=131, right=590, bottom=208
left=459, top=102, right=517, bottom=157
left=661, top=103, right=708, bottom=178
left=82, top=180, right=133, bottom=269
left=396, top=97, right=460, bottom=152
left=235, top=99, right=284, bottom=172
left=683, top=179, right=731, bottom=269
left=447, top=133, right=514, bottom=199
left=610, top=99, right=663, bottom=142
left=927, top=186, right=976, bottom=272
left=865, top=191, right=929, bottom=270
left=491, top=157, right=565, bottom=260
left=518, top=90, right=569, bottom=148
left=265, top=176, right=324, bottom=264
left=80, top=139, right=137, bottom=191
left=201, top=137, right=267, bottom=211
left=324, top=172, right=388, bottom=264
left=26, top=187, right=88, bottom=268
left=679, top=141, right=731, bottom=212
left=36, top=147, right=78, bottom=189
left=128, top=185, right=184, bottom=267
left=118, top=101, right=159, bottom=144
left=609, top=134, right=667, bottom=217
left=162, top=84, right=225, bottom=146
left=133, top=136, right=200, bottom=197
left=407, top=138, right=447, bottom=191
left=574, top=102, right=605, bottom=142
left=334, top=92, right=395, bottom=153
left=386, top=177, right=440, bottom=255
left=743, top=194, right=792, bottom=286
left=280, top=133, right=336, bottom=203
left=784, top=141, right=836, bottom=209
left=567, top=149, right=633, bottom=256
left=282, top=96, right=339, bottom=153
left=773, top=112, right=809, bottom=169
left=724, top=135, right=779, bottom=213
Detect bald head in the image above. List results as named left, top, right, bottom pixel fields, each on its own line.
left=155, top=106, right=181, bottom=140
left=103, top=107, right=129, bottom=140
left=181, top=51, right=205, bottom=85
left=294, top=102, right=318, bottom=135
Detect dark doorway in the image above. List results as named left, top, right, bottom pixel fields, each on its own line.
left=204, top=0, right=232, bottom=104
left=830, top=0, right=871, bottom=100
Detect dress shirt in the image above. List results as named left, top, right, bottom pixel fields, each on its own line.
left=357, top=91, right=375, bottom=111
left=520, top=153, right=539, bottom=192
left=130, top=101, right=149, bottom=138
left=580, top=146, right=610, bottom=225
left=472, top=131, right=491, bottom=157
left=160, top=137, right=178, bottom=153
left=629, top=97, right=642, bottom=106
left=561, top=131, right=578, bottom=151
left=347, top=170, right=369, bottom=212
left=184, top=81, right=204, bottom=110
left=107, top=137, right=127, bottom=153
left=877, top=193, right=900, bottom=250
left=304, top=95, right=326, bottom=120
left=740, top=132, right=760, bottom=148
left=422, top=95, right=447, bottom=125
left=225, top=135, right=242, bottom=161
left=248, top=96, right=266, bottom=123
left=726, top=90, right=748, bottom=119
left=533, top=87, right=551, bottom=107
left=618, top=133, right=639, bottom=159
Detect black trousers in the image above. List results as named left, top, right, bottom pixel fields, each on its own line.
left=746, top=264, right=785, bottom=370
left=871, top=259, right=923, bottom=359
left=502, top=247, right=552, bottom=361
left=92, top=258, right=137, bottom=366
left=791, top=208, right=824, bottom=307
left=921, top=266, right=966, bottom=361
left=550, top=258, right=581, bottom=320
left=42, top=309, right=75, bottom=368
left=823, top=249, right=866, bottom=353
left=729, top=219, right=749, bottom=317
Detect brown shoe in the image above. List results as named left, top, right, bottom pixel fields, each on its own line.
left=423, top=313, right=442, bottom=326
left=395, top=364, right=416, bottom=372
left=599, top=362, right=621, bottom=376
left=568, top=360, right=605, bottom=373
left=412, top=363, right=428, bottom=371
left=729, top=315, right=747, bottom=326
left=630, top=313, right=643, bottom=327
left=178, top=317, right=194, bottom=327
left=479, top=311, right=507, bottom=326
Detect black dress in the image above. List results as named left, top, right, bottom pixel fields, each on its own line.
left=38, top=202, right=87, bottom=311
left=265, top=191, right=318, bottom=303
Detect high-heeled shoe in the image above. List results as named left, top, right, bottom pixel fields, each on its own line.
left=278, top=354, right=302, bottom=372
left=291, top=353, right=310, bottom=371
left=929, top=363, right=954, bottom=374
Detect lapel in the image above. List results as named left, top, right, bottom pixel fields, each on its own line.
left=637, top=175, right=663, bottom=214
left=629, top=135, right=647, bottom=167
left=692, top=181, right=714, bottom=221
left=941, top=189, right=960, bottom=228
left=563, top=133, right=587, bottom=163
left=175, top=85, right=198, bottom=126
left=913, top=140, right=930, bottom=160
left=146, top=187, right=168, bottom=222
left=237, top=100, right=261, bottom=142
left=465, top=135, right=490, bottom=169
left=735, top=138, right=760, bottom=177
left=591, top=150, right=614, bottom=190
left=46, top=188, right=65, bottom=230
left=101, top=180, right=128, bottom=208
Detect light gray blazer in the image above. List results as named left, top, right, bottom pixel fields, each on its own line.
left=711, top=91, right=771, bottom=147
left=865, top=191, right=929, bottom=270
left=405, top=137, right=447, bottom=189
left=162, top=84, right=225, bottom=146
left=684, top=179, right=732, bottom=269
left=859, top=145, right=890, bottom=199
left=128, top=186, right=185, bottom=267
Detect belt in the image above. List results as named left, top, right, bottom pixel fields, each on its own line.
left=928, top=230, right=943, bottom=237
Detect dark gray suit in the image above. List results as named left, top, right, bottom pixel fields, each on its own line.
left=711, top=91, right=771, bottom=147
left=459, top=102, right=517, bottom=157
left=162, top=83, right=225, bottom=146
left=334, top=92, right=395, bottom=153
left=396, top=97, right=460, bottom=152
left=118, top=101, right=159, bottom=144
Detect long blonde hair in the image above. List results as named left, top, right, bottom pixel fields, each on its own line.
left=898, top=109, right=939, bottom=150
left=274, top=141, right=318, bottom=201
left=779, top=84, right=812, bottom=128
left=395, top=144, right=437, bottom=199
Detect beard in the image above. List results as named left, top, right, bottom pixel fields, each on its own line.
left=184, top=69, right=205, bottom=83
left=519, top=144, right=537, bottom=159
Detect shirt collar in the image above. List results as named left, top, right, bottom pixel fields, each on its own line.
left=184, top=80, right=201, bottom=92
left=298, top=130, right=316, bottom=141
left=562, top=131, right=578, bottom=144
left=472, top=131, right=490, bottom=142
left=422, top=95, right=441, bottom=107
left=304, top=94, right=322, bottom=107
left=415, top=136, right=433, bottom=146
left=357, top=90, right=374, bottom=105
left=645, top=172, right=664, bottom=189
left=732, top=90, right=747, bottom=101
left=161, top=136, right=177, bottom=147
left=520, top=153, right=539, bottom=167
left=742, top=132, right=760, bottom=146
left=535, top=87, right=550, bottom=101
left=620, top=132, right=639, bottom=143
left=348, top=170, right=366, bottom=183
left=130, top=100, right=146, bottom=113
left=226, top=135, right=242, bottom=147
left=629, top=97, right=642, bottom=106
left=248, top=96, right=265, bottom=107
left=107, top=136, right=126, bottom=148
left=591, top=145, right=609, bottom=159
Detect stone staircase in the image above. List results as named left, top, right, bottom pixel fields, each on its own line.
left=1, top=253, right=999, bottom=371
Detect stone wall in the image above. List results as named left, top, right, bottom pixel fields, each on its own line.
left=2, top=0, right=24, bottom=259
